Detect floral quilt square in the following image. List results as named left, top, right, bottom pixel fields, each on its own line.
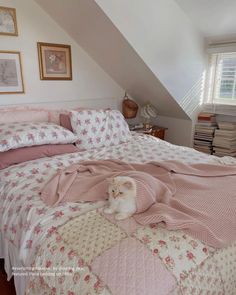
left=134, top=224, right=214, bottom=281
left=213, top=241, right=236, bottom=295
left=179, top=257, right=224, bottom=295
left=26, top=231, right=110, bottom=295
left=57, top=210, right=127, bottom=264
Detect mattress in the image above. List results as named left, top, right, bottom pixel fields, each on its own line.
left=0, top=133, right=235, bottom=295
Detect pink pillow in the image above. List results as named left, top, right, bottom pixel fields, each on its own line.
left=0, top=144, right=78, bottom=170
left=60, top=114, right=73, bottom=131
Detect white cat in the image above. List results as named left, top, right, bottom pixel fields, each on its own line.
left=104, top=176, right=137, bottom=220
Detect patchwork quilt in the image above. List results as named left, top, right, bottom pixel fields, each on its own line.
left=0, top=134, right=235, bottom=294
left=26, top=208, right=236, bottom=295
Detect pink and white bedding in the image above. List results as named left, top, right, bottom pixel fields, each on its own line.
left=40, top=159, right=236, bottom=248
left=0, top=144, right=78, bottom=170
left=70, top=110, right=131, bottom=150
left=0, top=122, right=77, bottom=152
left=0, top=133, right=236, bottom=295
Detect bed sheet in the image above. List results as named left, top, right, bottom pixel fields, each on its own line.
left=0, top=134, right=235, bottom=295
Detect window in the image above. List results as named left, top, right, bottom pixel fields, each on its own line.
left=206, top=52, right=236, bottom=105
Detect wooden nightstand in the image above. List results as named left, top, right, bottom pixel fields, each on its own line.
left=136, top=126, right=167, bottom=140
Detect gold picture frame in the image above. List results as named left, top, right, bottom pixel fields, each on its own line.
left=0, top=6, right=18, bottom=36
left=0, top=51, right=24, bottom=94
left=37, top=42, right=72, bottom=80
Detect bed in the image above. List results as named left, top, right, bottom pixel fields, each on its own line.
left=0, top=108, right=236, bottom=295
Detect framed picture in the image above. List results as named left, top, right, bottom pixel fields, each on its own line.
left=37, top=42, right=72, bottom=80
left=0, top=6, right=18, bottom=36
left=0, top=51, right=24, bottom=94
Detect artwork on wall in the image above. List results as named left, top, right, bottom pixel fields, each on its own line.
left=0, top=51, right=24, bottom=94
left=0, top=6, right=18, bottom=36
left=37, top=42, right=72, bottom=80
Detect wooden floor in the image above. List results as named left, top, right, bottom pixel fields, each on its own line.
left=0, top=259, right=16, bottom=295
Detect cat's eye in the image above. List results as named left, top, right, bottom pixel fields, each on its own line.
left=119, top=192, right=123, bottom=194
left=112, top=190, right=115, bottom=193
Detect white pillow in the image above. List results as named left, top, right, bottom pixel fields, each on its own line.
left=70, top=110, right=131, bottom=150
left=0, top=122, right=77, bottom=152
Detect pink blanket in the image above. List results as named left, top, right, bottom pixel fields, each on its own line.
left=40, top=159, right=236, bottom=248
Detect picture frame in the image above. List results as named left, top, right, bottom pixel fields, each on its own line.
left=37, top=42, right=72, bottom=80
left=0, top=51, right=24, bottom=94
left=0, top=6, right=18, bottom=36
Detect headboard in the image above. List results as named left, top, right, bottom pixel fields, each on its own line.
left=0, top=98, right=119, bottom=124
left=0, top=107, right=50, bottom=123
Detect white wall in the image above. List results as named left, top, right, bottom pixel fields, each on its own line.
left=175, top=0, right=236, bottom=38
left=34, top=0, right=188, bottom=119
left=0, top=0, right=204, bottom=147
left=94, top=0, right=209, bottom=146
left=95, top=0, right=207, bottom=118
left=155, top=116, right=193, bottom=147
left=0, top=0, right=124, bottom=108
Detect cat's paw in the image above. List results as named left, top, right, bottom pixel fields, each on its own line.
left=115, top=213, right=130, bottom=220
left=104, top=207, right=115, bottom=214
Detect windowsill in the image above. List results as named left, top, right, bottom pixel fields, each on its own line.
left=202, top=103, right=236, bottom=116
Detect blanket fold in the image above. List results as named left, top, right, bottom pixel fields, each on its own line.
left=40, top=159, right=236, bottom=248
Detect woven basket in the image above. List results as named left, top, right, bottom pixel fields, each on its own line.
left=122, top=98, right=138, bottom=119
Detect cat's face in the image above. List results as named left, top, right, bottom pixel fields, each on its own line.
left=108, top=176, right=135, bottom=199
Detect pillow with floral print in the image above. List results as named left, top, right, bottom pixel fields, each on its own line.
left=70, top=110, right=131, bottom=150
left=0, top=122, right=77, bottom=152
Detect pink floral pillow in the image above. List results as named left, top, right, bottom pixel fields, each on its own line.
left=0, top=122, right=77, bottom=152
left=70, top=110, right=131, bottom=150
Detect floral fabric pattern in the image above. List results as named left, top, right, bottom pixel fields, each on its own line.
left=179, top=257, right=224, bottom=295
left=213, top=241, right=236, bottom=295
left=1, top=133, right=235, bottom=294
left=0, top=121, right=77, bottom=152
left=0, top=133, right=222, bottom=265
left=57, top=210, right=127, bottom=264
left=26, top=230, right=111, bottom=295
left=70, top=110, right=131, bottom=150
left=134, top=223, right=214, bottom=281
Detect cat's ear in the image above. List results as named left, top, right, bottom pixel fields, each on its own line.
left=123, top=180, right=134, bottom=189
left=107, top=178, right=114, bottom=184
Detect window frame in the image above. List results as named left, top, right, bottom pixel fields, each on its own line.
left=205, top=52, right=236, bottom=105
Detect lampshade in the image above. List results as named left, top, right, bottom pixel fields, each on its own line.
left=140, top=103, right=158, bottom=120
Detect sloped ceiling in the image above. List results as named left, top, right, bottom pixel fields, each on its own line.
left=34, top=0, right=188, bottom=119
left=175, top=0, right=236, bottom=39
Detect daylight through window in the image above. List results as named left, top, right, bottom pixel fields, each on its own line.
left=206, top=52, right=236, bottom=105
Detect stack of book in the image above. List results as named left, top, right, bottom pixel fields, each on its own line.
left=193, top=113, right=217, bottom=154
left=213, top=122, right=236, bottom=157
